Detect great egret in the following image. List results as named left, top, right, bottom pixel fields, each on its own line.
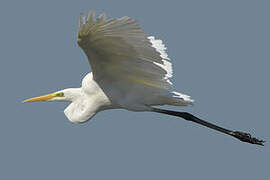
left=24, top=10, right=264, bottom=146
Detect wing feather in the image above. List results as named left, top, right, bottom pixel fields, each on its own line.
left=77, top=10, right=173, bottom=89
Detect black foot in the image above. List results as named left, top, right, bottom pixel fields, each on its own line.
left=230, top=131, right=265, bottom=146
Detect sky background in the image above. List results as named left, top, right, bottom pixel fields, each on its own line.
left=0, top=0, right=269, bottom=179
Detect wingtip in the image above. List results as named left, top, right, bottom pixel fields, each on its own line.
left=87, top=10, right=96, bottom=22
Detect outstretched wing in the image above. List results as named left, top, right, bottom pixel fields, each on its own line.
left=77, top=10, right=173, bottom=89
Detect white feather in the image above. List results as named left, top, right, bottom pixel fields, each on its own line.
left=148, top=36, right=173, bottom=85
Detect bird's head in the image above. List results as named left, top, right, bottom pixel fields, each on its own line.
left=23, top=88, right=95, bottom=123
left=23, top=88, right=81, bottom=103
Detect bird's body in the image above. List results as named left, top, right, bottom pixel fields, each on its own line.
left=24, top=10, right=264, bottom=145
left=63, top=70, right=192, bottom=123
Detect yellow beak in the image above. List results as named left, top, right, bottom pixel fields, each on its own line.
left=23, top=92, right=57, bottom=103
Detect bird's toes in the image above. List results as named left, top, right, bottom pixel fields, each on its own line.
left=230, top=131, right=265, bottom=146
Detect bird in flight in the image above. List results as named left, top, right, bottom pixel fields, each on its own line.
left=24, top=10, right=264, bottom=146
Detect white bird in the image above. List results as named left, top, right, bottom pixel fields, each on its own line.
left=24, top=10, right=264, bottom=145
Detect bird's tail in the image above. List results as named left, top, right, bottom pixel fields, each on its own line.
left=167, top=91, right=194, bottom=106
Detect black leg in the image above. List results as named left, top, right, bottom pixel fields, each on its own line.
left=152, top=108, right=264, bottom=146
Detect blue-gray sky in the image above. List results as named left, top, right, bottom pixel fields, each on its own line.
left=0, top=0, right=269, bottom=179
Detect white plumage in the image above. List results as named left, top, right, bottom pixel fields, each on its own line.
left=23, top=10, right=264, bottom=146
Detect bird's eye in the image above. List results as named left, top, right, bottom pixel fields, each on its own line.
left=56, top=92, right=64, bottom=97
